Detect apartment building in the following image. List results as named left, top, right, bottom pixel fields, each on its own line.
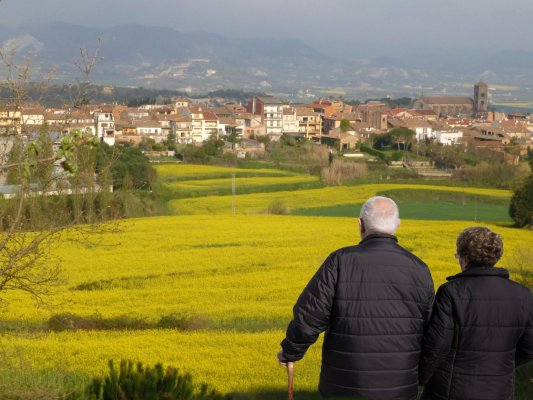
left=247, top=96, right=283, bottom=139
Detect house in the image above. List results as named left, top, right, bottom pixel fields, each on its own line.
left=411, top=109, right=439, bottom=121
left=246, top=95, right=284, bottom=139
left=152, top=113, right=173, bottom=136
left=170, top=116, right=194, bottom=144
left=94, top=108, right=116, bottom=146
left=229, top=111, right=249, bottom=138
left=295, top=107, right=322, bottom=141
left=114, top=119, right=141, bottom=145
left=21, top=107, right=45, bottom=127
left=323, top=111, right=361, bottom=134
left=176, top=107, right=221, bottom=143
left=496, top=120, right=532, bottom=141
left=236, top=138, right=265, bottom=157
left=174, top=98, right=190, bottom=109
left=434, top=130, right=464, bottom=145
left=321, top=132, right=360, bottom=152
left=0, top=107, right=22, bottom=135
left=134, top=120, right=164, bottom=142
left=306, top=98, right=344, bottom=118
left=236, top=112, right=264, bottom=139
left=202, top=110, right=221, bottom=139
left=120, top=108, right=151, bottom=120
left=472, top=126, right=511, bottom=145
left=282, top=107, right=300, bottom=137
left=217, top=117, right=238, bottom=137
left=354, top=102, right=389, bottom=131
left=388, top=118, right=433, bottom=142
left=225, top=103, right=247, bottom=114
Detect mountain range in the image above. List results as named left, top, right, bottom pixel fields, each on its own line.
left=1, top=22, right=533, bottom=103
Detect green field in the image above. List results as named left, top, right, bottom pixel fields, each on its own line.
left=0, top=163, right=531, bottom=399
left=294, top=189, right=511, bottom=222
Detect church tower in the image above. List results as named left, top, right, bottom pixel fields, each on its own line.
left=474, top=81, right=488, bottom=115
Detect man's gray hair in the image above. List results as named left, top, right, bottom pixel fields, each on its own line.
left=359, top=196, right=400, bottom=235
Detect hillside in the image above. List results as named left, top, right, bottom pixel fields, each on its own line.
left=2, top=23, right=533, bottom=101
left=0, top=163, right=532, bottom=398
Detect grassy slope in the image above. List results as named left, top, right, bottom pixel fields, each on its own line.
left=1, top=215, right=532, bottom=397
left=0, top=164, right=530, bottom=398
left=294, top=189, right=511, bottom=222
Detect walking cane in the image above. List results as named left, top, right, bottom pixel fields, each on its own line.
left=286, top=361, right=294, bottom=400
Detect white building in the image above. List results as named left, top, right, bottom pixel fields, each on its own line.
left=247, top=96, right=283, bottom=139
left=94, top=110, right=116, bottom=146
left=435, top=130, right=463, bottom=145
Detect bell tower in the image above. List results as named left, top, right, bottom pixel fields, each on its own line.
left=474, top=81, right=488, bottom=116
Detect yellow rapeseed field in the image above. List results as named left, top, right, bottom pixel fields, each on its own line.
left=1, top=214, right=531, bottom=395
left=155, top=164, right=294, bottom=180
left=165, top=175, right=319, bottom=194
left=169, top=183, right=511, bottom=215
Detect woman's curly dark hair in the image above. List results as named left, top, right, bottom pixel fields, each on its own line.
left=456, top=227, right=503, bottom=267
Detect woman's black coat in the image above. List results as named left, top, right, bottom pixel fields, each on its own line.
left=419, top=267, right=533, bottom=400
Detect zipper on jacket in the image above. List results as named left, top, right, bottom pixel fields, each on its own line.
left=446, top=323, right=460, bottom=399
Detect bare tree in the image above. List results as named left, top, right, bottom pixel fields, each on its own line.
left=0, top=41, right=114, bottom=306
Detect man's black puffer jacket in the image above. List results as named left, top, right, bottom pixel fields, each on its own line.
left=281, top=234, right=434, bottom=399
left=419, top=267, right=533, bottom=400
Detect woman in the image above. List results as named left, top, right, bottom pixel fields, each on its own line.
left=419, top=226, right=533, bottom=400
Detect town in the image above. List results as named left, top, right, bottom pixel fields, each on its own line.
left=1, top=81, right=531, bottom=175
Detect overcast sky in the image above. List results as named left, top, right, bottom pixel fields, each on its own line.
left=1, top=0, right=532, bottom=57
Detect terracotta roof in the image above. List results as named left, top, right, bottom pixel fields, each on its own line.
left=327, top=111, right=361, bottom=121
left=414, top=109, right=438, bottom=116
left=256, top=95, right=282, bottom=105
left=421, top=96, right=473, bottom=105
left=389, top=118, right=432, bottom=129
left=295, top=107, right=319, bottom=117
left=133, top=120, right=162, bottom=128
left=390, top=108, right=408, bottom=115
left=202, top=111, right=218, bottom=121
left=21, top=107, right=45, bottom=115
left=283, top=107, right=295, bottom=116
left=218, top=117, right=236, bottom=125
left=172, top=115, right=192, bottom=123
left=210, top=107, right=233, bottom=116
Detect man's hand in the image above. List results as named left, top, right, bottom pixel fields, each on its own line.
left=277, top=350, right=289, bottom=366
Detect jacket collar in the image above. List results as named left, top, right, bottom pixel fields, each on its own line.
left=447, top=267, right=509, bottom=281
left=359, top=233, right=398, bottom=244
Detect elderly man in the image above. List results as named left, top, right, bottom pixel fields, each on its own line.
left=278, top=196, right=434, bottom=399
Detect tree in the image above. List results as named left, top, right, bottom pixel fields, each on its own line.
left=340, top=119, right=351, bottom=132
left=97, top=143, right=155, bottom=190
left=509, top=162, right=533, bottom=228
left=387, top=127, right=415, bottom=151
left=0, top=39, right=112, bottom=306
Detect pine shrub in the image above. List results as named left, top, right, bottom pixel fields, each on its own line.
left=85, top=360, right=230, bottom=400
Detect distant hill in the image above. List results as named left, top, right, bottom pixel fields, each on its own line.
left=1, top=22, right=533, bottom=102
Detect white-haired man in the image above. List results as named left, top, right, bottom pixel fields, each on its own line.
left=278, top=196, right=434, bottom=399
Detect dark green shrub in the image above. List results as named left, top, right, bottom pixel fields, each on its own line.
left=266, top=199, right=289, bottom=215
left=389, top=151, right=404, bottom=162
left=157, top=313, right=213, bottom=330
left=48, top=313, right=151, bottom=331
left=510, top=175, right=533, bottom=227
left=86, top=360, right=230, bottom=400
left=360, top=144, right=387, bottom=163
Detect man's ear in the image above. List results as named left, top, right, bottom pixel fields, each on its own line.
left=359, top=218, right=365, bottom=234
